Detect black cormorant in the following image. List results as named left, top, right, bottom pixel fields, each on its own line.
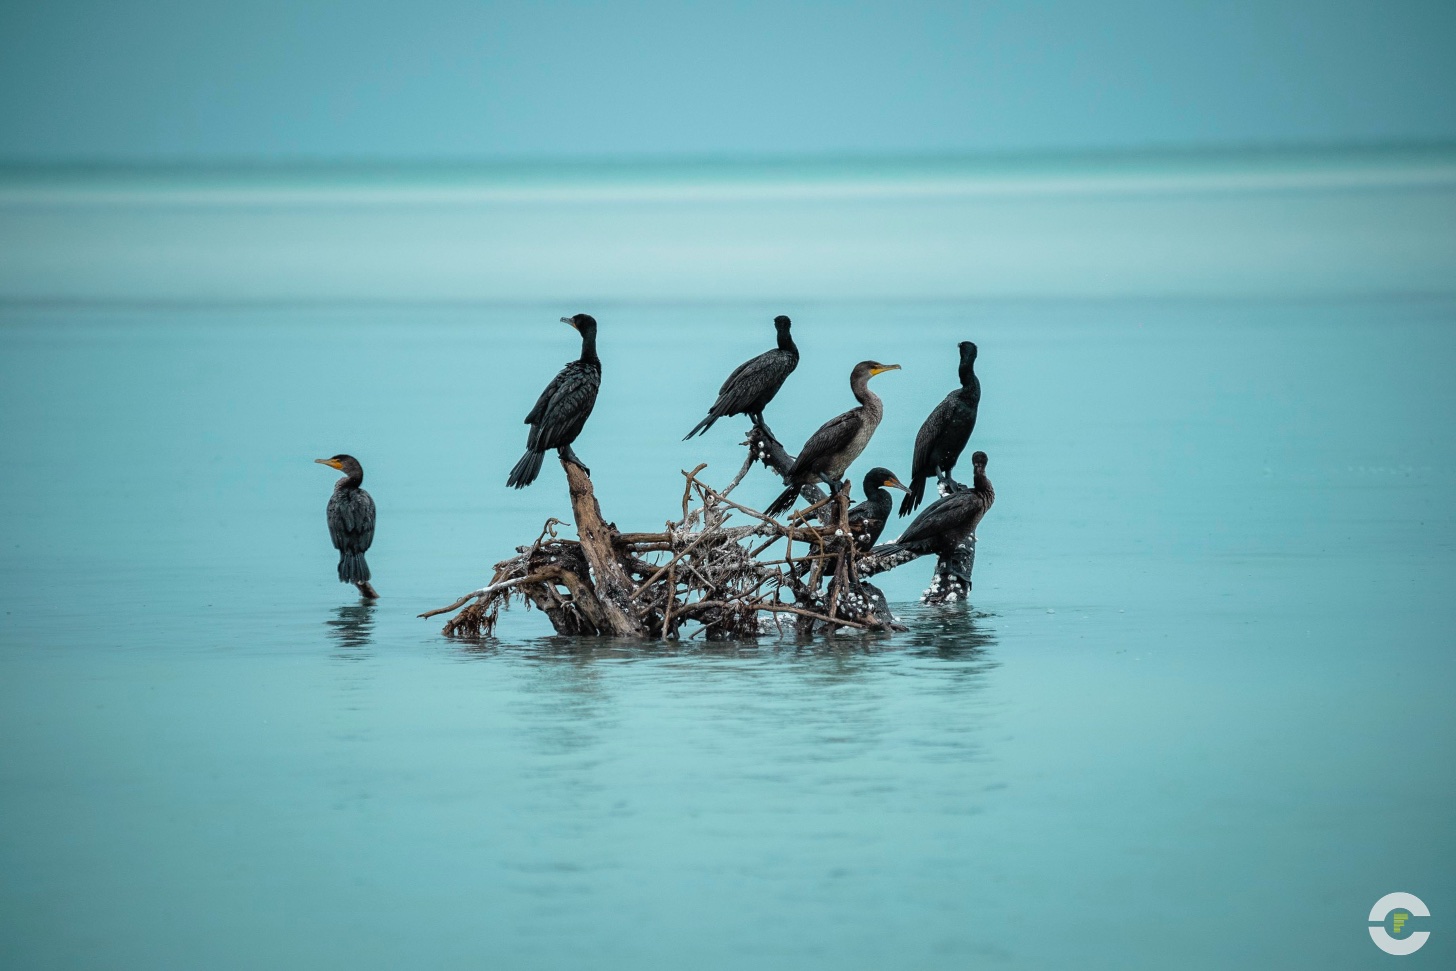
left=764, top=360, right=900, bottom=517
left=683, top=314, right=799, bottom=440
left=846, top=467, right=909, bottom=550
left=876, top=451, right=993, bottom=559
left=315, top=454, right=378, bottom=599
left=507, top=313, right=602, bottom=488
left=901, top=340, right=980, bottom=516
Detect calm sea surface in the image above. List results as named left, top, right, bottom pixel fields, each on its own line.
left=2, top=156, right=1455, bottom=969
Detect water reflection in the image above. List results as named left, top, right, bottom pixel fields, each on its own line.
left=447, top=613, right=1002, bottom=788
left=450, top=609, right=998, bottom=665
left=895, top=605, right=999, bottom=657
left=324, top=601, right=375, bottom=658
left=442, top=611, right=1002, bottom=708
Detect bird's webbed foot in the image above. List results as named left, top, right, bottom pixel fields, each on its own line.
left=559, top=446, right=590, bottom=476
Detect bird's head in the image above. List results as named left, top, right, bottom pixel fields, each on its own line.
left=971, top=450, right=988, bottom=470
left=773, top=314, right=792, bottom=332
left=854, top=360, right=901, bottom=381
left=315, top=454, right=363, bottom=477
left=562, top=313, right=597, bottom=335
left=863, top=467, right=908, bottom=494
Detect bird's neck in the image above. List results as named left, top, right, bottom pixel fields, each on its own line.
left=973, top=468, right=993, bottom=505
left=959, top=359, right=977, bottom=389
left=777, top=330, right=798, bottom=356
left=337, top=472, right=363, bottom=490
left=850, top=375, right=882, bottom=416
left=578, top=332, right=600, bottom=366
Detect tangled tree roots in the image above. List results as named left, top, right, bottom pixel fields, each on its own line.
left=422, top=428, right=980, bottom=639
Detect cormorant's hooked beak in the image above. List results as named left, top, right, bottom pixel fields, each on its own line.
left=315, top=458, right=344, bottom=470
left=869, top=364, right=901, bottom=376
left=561, top=316, right=578, bottom=331
left=884, top=476, right=909, bottom=492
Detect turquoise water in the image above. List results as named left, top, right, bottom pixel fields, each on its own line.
left=2, top=154, right=1455, bottom=968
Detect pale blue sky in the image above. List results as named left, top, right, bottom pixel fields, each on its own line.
left=1, top=0, right=1453, bottom=161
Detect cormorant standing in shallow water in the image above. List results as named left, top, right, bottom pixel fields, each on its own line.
left=764, top=360, right=900, bottom=517
left=315, top=454, right=378, bottom=599
left=901, top=341, right=980, bottom=516
left=508, top=313, right=601, bottom=488
left=846, top=467, right=909, bottom=550
left=877, top=451, right=993, bottom=559
left=684, top=314, right=798, bottom=440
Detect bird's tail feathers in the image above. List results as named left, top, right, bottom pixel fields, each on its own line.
left=507, top=449, right=545, bottom=488
left=683, top=413, right=718, bottom=440
left=338, top=551, right=371, bottom=584
left=764, top=485, right=799, bottom=518
left=899, top=478, right=926, bottom=517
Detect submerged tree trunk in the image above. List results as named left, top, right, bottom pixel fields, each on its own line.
left=562, top=460, right=648, bottom=637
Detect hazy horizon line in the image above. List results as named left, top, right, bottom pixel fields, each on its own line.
left=4, top=138, right=1454, bottom=208
left=4, top=137, right=1455, bottom=176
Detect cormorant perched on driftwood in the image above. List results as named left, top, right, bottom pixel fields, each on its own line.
left=684, top=314, right=799, bottom=441
left=846, top=467, right=909, bottom=550
left=507, top=313, right=601, bottom=488
left=901, top=341, right=980, bottom=516
left=764, top=360, right=900, bottom=517
left=876, top=451, right=993, bottom=559
left=315, top=454, right=378, bottom=599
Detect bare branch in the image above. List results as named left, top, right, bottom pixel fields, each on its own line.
left=418, top=572, right=554, bottom=619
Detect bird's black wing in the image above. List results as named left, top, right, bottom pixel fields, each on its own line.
left=530, top=362, right=601, bottom=451
left=911, top=393, right=960, bottom=477
left=350, top=489, right=376, bottom=552
left=524, top=372, right=564, bottom=425
left=713, top=350, right=791, bottom=413
left=717, top=351, right=767, bottom=396
left=847, top=500, right=888, bottom=548
left=790, top=409, right=862, bottom=477
left=895, top=490, right=981, bottom=549
left=327, top=489, right=377, bottom=554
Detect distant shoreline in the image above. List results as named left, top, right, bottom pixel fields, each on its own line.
left=3, top=141, right=1455, bottom=201
left=3, top=143, right=1454, bottom=303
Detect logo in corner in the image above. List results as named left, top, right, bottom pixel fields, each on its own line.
left=1370, top=892, right=1430, bottom=955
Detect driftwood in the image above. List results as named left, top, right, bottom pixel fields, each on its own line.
left=423, top=427, right=982, bottom=639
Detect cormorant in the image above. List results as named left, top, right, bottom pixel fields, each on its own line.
left=507, top=313, right=601, bottom=488
left=315, top=454, right=378, bottom=599
left=846, top=467, right=909, bottom=550
left=901, top=340, right=980, bottom=516
left=683, top=314, right=798, bottom=440
left=764, top=360, right=900, bottom=517
left=876, top=451, right=993, bottom=559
